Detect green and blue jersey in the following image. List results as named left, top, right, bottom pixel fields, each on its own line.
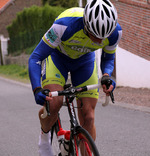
left=43, top=7, right=122, bottom=59
left=29, top=7, right=122, bottom=91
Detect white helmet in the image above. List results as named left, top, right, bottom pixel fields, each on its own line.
left=83, top=0, right=118, bottom=39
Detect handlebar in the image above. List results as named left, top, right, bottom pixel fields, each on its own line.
left=51, top=84, right=101, bottom=97
left=41, top=83, right=114, bottom=118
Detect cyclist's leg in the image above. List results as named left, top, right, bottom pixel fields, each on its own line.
left=39, top=84, right=64, bottom=133
left=38, top=131, right=54, bottom=156
left=38, top=54, right=68, bottom=155
left=39, top=54, right=67, bottom=132
left=77, top=97, right=98, bottom=140
left=71, top=57, right=99, bottom=140
left=38, top=84, right=63, bottom=156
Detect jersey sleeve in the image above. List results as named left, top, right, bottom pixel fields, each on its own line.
left=42, top=23, right=67, bottom=48
left=101, top=23, right=122, bottom=76
left=28, top=39, right=54, bottom=90
left=103, top=23, right=122, bottom=54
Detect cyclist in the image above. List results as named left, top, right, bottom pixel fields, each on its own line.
left=28, top=0, right=122, bottom=155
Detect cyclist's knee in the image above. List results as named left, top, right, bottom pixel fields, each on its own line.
left=79, top=110, right=95, bottom=128
left=84, top=113, right=95, bottom=125
left=50, top=97, right=63, bottom=113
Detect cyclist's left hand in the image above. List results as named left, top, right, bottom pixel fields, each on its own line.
left=100, top=75, right=116, bottom=96
left=102, top=84, right=114, bottom=96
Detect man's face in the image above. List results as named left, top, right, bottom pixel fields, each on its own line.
left=84, top=27, right=103, bottom=44
left=88, top=32, right=103, bottom=44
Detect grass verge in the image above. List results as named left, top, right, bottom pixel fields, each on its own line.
left=0, top=64, right=30, bottom=83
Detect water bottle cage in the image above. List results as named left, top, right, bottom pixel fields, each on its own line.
left=64, top=140, right=69, bottom=152
left=59, top=138, right=69, bottom=153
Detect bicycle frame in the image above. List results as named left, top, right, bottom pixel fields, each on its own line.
left=51, top=93, right=84, bottom=154
left=65, top=94, right=84, bottom=154
left=66, top=95, right=79, bottom=128
left=41, top=83, right=113, bottom=155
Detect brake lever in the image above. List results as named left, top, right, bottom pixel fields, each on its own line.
left=42, top=89, right=50, bottom=116
left=46, top=101, right=50, bottom=116
left=106, top=80, right=115, bottom=104
left=110, top=91, right=115, bottom=103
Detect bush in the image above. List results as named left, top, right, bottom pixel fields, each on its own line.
left=7, top=5, right=66, bottom=54
left=42, top=0, right=78, bottom=8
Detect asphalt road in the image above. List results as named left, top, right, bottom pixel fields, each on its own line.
left=0, top=77, right=150, bottom=156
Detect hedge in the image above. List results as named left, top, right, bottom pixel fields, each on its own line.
left=7, top=5, right=66, bottom=54
left=42, top=0, right=78, bottom=8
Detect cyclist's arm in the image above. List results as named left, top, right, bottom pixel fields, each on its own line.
left=100, top=51, right=115, bottom=95
left=28, top=39, right=54, bottom=91
left=29, top=21, right=67, bottom=91
left=101, top=24, right=122, bottom=76
left=100, top=24, right=122, bottom=93
left=100, top=51, right=115, bottom=76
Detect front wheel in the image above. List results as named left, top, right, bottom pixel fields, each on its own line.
left=70, top=127, right=100, bottom=156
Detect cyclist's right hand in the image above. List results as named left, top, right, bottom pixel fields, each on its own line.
left=34, top=87, right=46, bottom=105
left=34, top=87, right=52, bottom=106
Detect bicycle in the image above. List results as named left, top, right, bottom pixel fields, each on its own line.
left=41, top=83, right=114, bottom=156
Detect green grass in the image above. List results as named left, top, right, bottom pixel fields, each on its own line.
left=0, top=64, right=30, bottom=83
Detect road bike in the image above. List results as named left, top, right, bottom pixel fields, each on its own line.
left=41, top=83, right=113, bottom=156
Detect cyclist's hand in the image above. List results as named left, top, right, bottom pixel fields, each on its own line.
left=101, top=75, right=116, bottom=96
left=34, top=87, right=52, bottom=106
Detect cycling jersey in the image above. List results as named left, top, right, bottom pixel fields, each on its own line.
left=43, top=7, right=122, bottom=59
left=28, top=7, right=122, bottom=91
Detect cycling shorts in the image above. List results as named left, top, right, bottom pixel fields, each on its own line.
left=42, top=50, right=99, bottom=99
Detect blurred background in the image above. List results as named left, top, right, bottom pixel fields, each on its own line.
left=0, top=0, right=150, bottom=89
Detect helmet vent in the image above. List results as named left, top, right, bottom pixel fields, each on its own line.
left=102, top=4, right=110, bottom=18
left=108, top=22, right=114, bottom=34
left=96, top=20, right=100, bottom=34
left=101, top=10, right=104, bottom=20
left=103, top=0, right=112, bottom=7
left=90, top=0, right=97, bottom=8
left=91, top=22, right=97, bottom=35
left=106, top=20, right=110, bottom=34
left=95, top=5, right=99, bottom=19
left=89, top=11, right=92, bottom=22
left=111, top=10, right=115, bottom=20
left=102, top=24, right=105, bottom=37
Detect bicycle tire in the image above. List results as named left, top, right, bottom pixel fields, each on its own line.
left=70, top=126, right=100, bottom=156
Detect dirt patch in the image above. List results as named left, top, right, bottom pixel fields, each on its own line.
left=114, top=87, right=150, bottom=107
left=99, top=86, right=150, bottom=107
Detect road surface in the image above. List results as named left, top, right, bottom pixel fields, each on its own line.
left=0, top=77, right=150, bottom=156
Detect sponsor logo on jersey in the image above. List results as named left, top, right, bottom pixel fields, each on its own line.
left=68, top=45, right=95, bottom=53
left=74, top=36, right=86, bottom=39
left=55, top=74, right=60, bottom=78
left=46, top=28, right=58, bottom=43
left=69, top=40, right=81, bottom=44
